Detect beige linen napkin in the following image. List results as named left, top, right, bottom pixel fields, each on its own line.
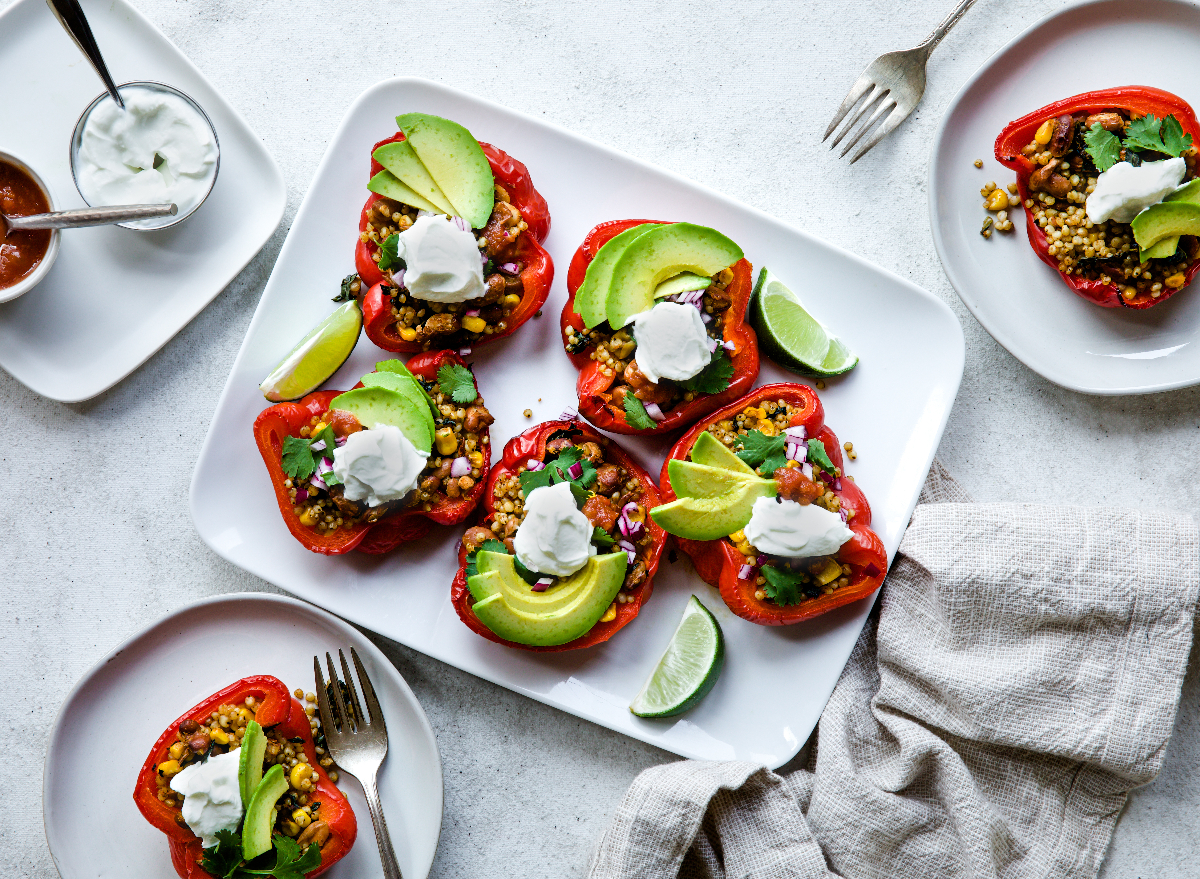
left=589, top=462, right=1199, bottom=879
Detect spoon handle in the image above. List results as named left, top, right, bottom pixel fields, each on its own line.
left=6, top=204, right=178, bottom=231
left=45, top=0, right=125, bottom=109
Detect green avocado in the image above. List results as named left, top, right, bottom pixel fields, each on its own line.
left=689, top=431, right=757, bottom=476
left=359, top=371, right=435, bottom=430
left=470, top=552, right=628, bottom=647
left=573, top=223, right=656, bottom=329
left=649, top=480, right=776, bottom=541
left=374, top=360, right=436, bottom=406
left=654, top=272, right=713, bottom=299
left=396, top=112, right=495, bottom=229
left=237, top=720, right=266, bottom=809
left=470, top=551, right=592, bottom=614
left=329, top=386, right=433, bottom=454
left=606, top=223, right=744, bottom=329
left=667, top=459, right=773, bottom=499
left=367, top=169, right=443, bottom=214
left=372, top=139, right=457, bottom=215
left=1131, top=201, right=1200, bottom=251
left=1139, top=179, right=1200, bottom=259
left=241, top=763, right=289, bottom=861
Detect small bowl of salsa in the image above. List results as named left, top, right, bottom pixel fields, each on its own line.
left=0, top=151, right=60, bottom=303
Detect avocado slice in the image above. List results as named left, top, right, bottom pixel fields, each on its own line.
left=1131, top=201, right=1200, bottom=251
left=1139, top=179, right=1200, bottom=259
left=471, top=550, right=595, bottom=614
left=471, top=551, right=627, bottom=646
left=689, top=431, right=757, bottom=476
left=650, top=481, right=776, bottom=541
left=359, top=372, right=436, bottom=430
left=606, top=223, right=744, bottom=329
left=667, top=459, right=773, bottom=499
left=373, top=139, right=457, bottom=215
left=241, top=763, right=289, bottom=861
left=367, top=169, right=443, bottom=214
left=374, top=359, right=436, bottom=407
left=329, top=386, right=433, bottom=454
left=395, top=113, right=495, bottom=229
left=237, top=721, right=266, bottom=809
left=654, top=272, right=712, bottom=299
left=573, top=223, right=656, bottom=329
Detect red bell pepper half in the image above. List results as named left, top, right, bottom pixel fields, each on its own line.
left=995, top=86, right=1200, bottom=309
left=450, top=419, right=667, bottom=651
left=662, top=383, right=887, bottom=626
left=133, top=675, right=356, bottom=879
left=252, top=350, right=488, bottom=555
left=356, top=132, right=554, bottom=351
left=560, top=219, right=759, bottom=435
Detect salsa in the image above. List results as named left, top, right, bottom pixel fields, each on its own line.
left=0, top=160, right=51, bottom=290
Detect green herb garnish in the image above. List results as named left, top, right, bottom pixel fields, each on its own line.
left=517, top=443, right=596, bottom=503
left=201, top=831, right=321, bottom=879
left=623, top=395, right=657, bottom=430
left=592, top=526, right=616, bottom=547
left=1084, top=123, right=1122, bottom=173
left=1124, top=113, right=1193, bottom=158
left=465, top=538, right=508, bottom=578
left=760, top=565, right=805, bottom=606
left=436, top=363, right=478, bottom=404
left=679, top=348, right=734, bottom=394
left=281, top=435, right=316, bottom=481
left=332, top=273, right=359, bottom=303
left=807, top=438, right=837, bottom=473
left=735, top=430, right=788, bottom=476
left=376, top=235, right=403, bottom=272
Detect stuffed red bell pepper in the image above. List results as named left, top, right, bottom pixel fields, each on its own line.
left=560, top=219, right=758, bottom=435
left=253, top=351, right=492, bottom=555
left=354, top=112, right=553, bottom=352
left=451, top=419, right=667, bottom=651
left=995, top=86, right=1200, bottom=309
left=134, top=675, right=356, bottom=879
left=649, top=384, right=886, bottom=626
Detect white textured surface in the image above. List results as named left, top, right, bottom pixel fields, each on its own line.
left=2, top=0, right=1197, bottom=876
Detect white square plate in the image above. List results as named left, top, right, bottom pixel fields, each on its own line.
left=191, top=78, right=963, bottom=768
left=930, top=0, right=1200, bottom=395
left=0, top=0, right=285, bottom=402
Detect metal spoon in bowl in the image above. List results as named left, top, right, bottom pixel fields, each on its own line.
left=1, top=203, right=177, bottom=238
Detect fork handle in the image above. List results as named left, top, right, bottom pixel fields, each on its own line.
left=917, top=0, right=979, bottom=54
left=361, top=771, right=403, bottom=879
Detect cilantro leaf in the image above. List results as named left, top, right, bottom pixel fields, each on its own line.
left=437, top=363, right=478, bottom=404
left=807, top=438, right=837, bottom=473
left=592, top=526, right=615, bottom=547
left=1084, top=123, right=1122, bottom=172
left=310, top=426, right=341, bottom=485
left=235, top=834, right=323, bottom=879
left=376, top=235, right=404, bottom=272
left=735, top=430, right=788, bottom=476
left=761, top=565, right=804, bottom=607
left=623, top=394, right=657, bottom=430
left=547, top=446, right=597, bottom=489
left=282, top=435, right=316, bottom=481
left=1124, top=113, right=1193, bottom=158
left=465, top=538, right=508, bottom=578
left=332, top=273, right=358, bottom=302
left=200, top=830, right=244, bottom=879
left=513, top=554, right=541, bottom=584
left=518, top=465, right=552, bottom=496
left=679, top=348, right=734, bottom=395
left=1161, top=114, right=1193, bottom=156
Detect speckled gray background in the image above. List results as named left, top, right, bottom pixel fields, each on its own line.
left=3, top=0, right=1198, bottom=876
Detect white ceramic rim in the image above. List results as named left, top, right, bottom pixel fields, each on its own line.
left=0, top=149, right=60, bottom=303
left=40, top=590, right=444, bottom=879
left=927, top=0, right=1200, bottom=395
left=68, top=80, right=222, bottom=231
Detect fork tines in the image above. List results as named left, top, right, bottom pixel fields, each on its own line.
left=314, top=647, right=385, bottom=736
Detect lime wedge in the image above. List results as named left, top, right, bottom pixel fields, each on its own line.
left=259, top=300, right=363, bottom=401
left=750, top=267, right=858, bottom=377
left=630, top=595, right=724, bottom=717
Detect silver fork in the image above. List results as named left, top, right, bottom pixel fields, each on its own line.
left=315, top=649, right=402, bottom=879
left=823, top=0, right=980, bottom=163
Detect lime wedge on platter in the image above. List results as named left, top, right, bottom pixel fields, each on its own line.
left=630, top=595, right=725, bottom=718
left=750, top=267, right=858, bottom=377
left=259, top=300, right=363, bottom=402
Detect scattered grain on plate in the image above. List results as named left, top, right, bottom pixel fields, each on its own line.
left=974, top=159, right=983, bottom=168
left=523, top=408, right=532, bottom=418
left=816, top=380, right=826, bottom=390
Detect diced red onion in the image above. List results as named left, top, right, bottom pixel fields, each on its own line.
left=450, top=457, right=471, bottom=478
left=295, top=489, right=308, bottom=502
left=738, top=564, right=753, bottom=580
left=864, top=563, right=882, bottom=578
left=722, top=340, right=736, bottom=351
left=526, top=459, right=545, bottom=471
left=618, top=518, right=629, bottom=537
left=417, top=210, right=436, bottom=218
left=707, top=337, right=720, bottom=353
left=480, top=251, right=489, bottom=265
left=559, top=407, right=578, bottom=421
left=335, top=436, right=347, bottom=447
left=621, top=501, right=639, bottom=518
left=616, top=539, right=636, bottom=552
left=532, top=577, right=553, bottom=592
left=840, top=509, right=849, bottom=523
left=464, top=309, right=480, bottom=318
left=452, top=216, right=470, bottom=232
left=802, top=463, right=814, bottom=479
left=310, top=474, right=327, bottom=491
left=786, top=442, right=806, bottom=463
left=701, top=313, right=713, bottom=324
left=756, top=555, right=768, bottom=566
left=644, top=402, right=665, bottom=421
left=568, top=461, right=583, bottom=480
left=391, top=268, right=406, bottom=289
left=784, top=426, right=807, bottom=440
left=833, top=478, right=842, bottom=490
left=310, top=439, right=327, bottom=452
left=459, top=347, right=472, bottom=357
left=501, top=262, right=519, bottom=273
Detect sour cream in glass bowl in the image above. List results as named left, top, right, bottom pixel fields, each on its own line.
left=69, top=81, right=220, bottom=230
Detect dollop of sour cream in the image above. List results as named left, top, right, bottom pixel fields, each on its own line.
left=1085, top=157, right=1186, bottom=224
left=394, top=215, right=485, bottom=302
left=513, top=481, right=597, bottom=577
left=76, top=85, right=218, bottom=229
left=743, top=496, right=854, bottom=558
left=631, top=301, right=713, bottom=384
left=333, top=425, right=428, bottom=507
left=169, top=749, right=243, bottom=847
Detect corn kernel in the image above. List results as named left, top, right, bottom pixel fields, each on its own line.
left=729, top=530, right=746, bottom=543
left=282, top=820, right=302, bottom=837
left=468, top=451, right=485, bottom=467
left=502, top=293, right=521, bottom=307
left=462, top=315, right=487, bottom=334
left=298, top=508, right=319, bottom=527
left=289, top=763, right=314, bottom=789
left=157, top=760, right=182, bottom=777
left=758, top=422, right=778, bottom=437
left=812, top=557, right=843, bottom=586
left=236, top=707, right=253, bottom=725
left=1165, top=273, right=1187, bottom=288
left=435, top=427, right=457, bottom=456
left=600, top=603, right=617, bottom=623
left=985, top=189, right=1009, bottom=211
left=169, top=742, right=187, bottom=760
left=292, top=809, right=312, bottom=829
left=210, top=728, right=230, bottom=745
left=1035, top=119, right=1055, bottom=145
left=399, top=327, right=418, bottom=342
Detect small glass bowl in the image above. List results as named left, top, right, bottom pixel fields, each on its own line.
left=0, top=150, right=61, bottom=303
left=69, top=81, right=220, bottom=231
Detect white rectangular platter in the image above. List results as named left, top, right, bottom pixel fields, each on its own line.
left=191, top=78, right=964, bottom=767
left=0, top=0, right=285, bottom=402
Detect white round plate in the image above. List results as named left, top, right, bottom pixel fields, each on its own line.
left=42, top=592, right=442, bottom=879
left=930, top=0, right=1200, bottom=395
